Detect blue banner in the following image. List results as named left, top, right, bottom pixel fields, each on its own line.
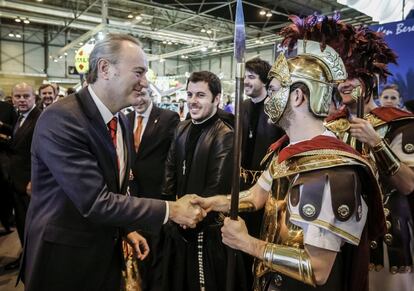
left=370, top=18, right=414, bottom=101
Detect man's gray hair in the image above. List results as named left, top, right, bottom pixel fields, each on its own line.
left=86, top=33, right=141, bottom=84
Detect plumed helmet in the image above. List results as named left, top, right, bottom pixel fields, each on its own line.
left=265, top=40, right=347, bottom=123
left=279, top=13, right=398, bottom=98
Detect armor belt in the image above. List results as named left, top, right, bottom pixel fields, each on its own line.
left=370, top=190, right=413, bottom=273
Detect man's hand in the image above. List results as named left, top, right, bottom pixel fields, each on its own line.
left=349, top=116, right=381, bottom=147
left=168, top=194, right=207, bottom=228
left=125, top=231, right=149, bottom=260
left=221, top=216, right=251, bottom=252
left=191, top=195, right=229, bottom=213
left=221, top=216, right=267, bottom=259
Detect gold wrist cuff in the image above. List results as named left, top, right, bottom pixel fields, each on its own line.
left=371, top=139, right=401, bottom=176
left=262, top=243, right=316, bottom=287
left=226, top=190, right=256, bottom=212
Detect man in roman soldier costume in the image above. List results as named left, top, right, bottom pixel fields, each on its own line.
left=279, top=14, right=414, bottom=291
left=194, top=39, right=385, bottom=290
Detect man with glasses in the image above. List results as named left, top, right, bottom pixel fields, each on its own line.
left=127, top=86, right=179, bottom=290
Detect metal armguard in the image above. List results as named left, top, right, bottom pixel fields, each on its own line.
left=226, top=190, right=256, bottom=212
left=263, top=243, right=316, bottom=287
left=371, top=139, right=401, bottom=176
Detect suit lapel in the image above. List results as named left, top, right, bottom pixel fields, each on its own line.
left=119, top=113, right=132, bottom=193
left=137, top=105, right=160, bottom=156
left=13, top=107, right=40, bottom=144
left=76, top=88, right=120, bottom=190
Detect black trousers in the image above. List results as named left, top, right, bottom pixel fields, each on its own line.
left=12, top=188, right=30, bottom=244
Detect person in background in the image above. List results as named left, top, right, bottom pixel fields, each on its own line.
left=127, top=86, right=179, bottom=290
left=38, top=83, right=58, bottom=111
left=6, top=83, right=41, bottom=270
left=379, top=84, right=402, bottom=108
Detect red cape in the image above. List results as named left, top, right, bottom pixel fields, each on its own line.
left=371, top=107, right=414, bottom=123
left=278, top=135, right=360, bottom=163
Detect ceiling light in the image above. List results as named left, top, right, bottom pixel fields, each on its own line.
left=201, top=28, right=206, bottom=33
left=266, top=12, right=272, bottom=17
left=181, top=55, right=188, bottom=59
left=36, top=0, right=43, bottom=2
left=212, top=48, right=217, bottom=52
left=159, top=58, right=165, bottom=63
left=23, top=18, right=30, bottom=24
left=167, top=41, right=172, bottom=45
left=97, top=32, right=105, bottom=40
left=206, top=30, right=212, bottom=34
left=8, top=33, right=15, bottom=37
left=15, top=18, right=21, bottom=23
left=259, top=10, right=266, bottom=16
left=79, top=42, right=83, bottom=45
left=135, top=15, right=142, bottom=21
left=127, top=14, right=133, bottom=19
left=200, top=47, right=207, bottom=52
left=53, top=59, right=58, bottom=63
left=217, top=49, right=221, bottom=52
left=59, top=55, right=63, bottom=59
left=255, top=39, right=260, bottom=44
left=260, top=40, right=265, bottom=44
left=15, top=33, right=21, bottom=38
left=64, top=52, right=68, bottom=56
left=162, top=40, right=167, bottom=44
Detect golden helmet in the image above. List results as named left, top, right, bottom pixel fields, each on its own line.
left=265, top=40, right=347, bottom=124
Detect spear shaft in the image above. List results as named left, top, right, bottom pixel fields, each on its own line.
left=226, top=0, right=245, bottom=290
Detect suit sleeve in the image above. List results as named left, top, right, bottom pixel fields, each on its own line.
left=32, top=107, right=166, bottom=229
left=203, top=129, right=234, bottom=195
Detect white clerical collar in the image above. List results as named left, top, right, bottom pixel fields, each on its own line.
left=88, top=85, right=118, bottom=124
left=250, top=94, right=267, bottom=104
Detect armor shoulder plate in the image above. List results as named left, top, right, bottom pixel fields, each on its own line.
left=328, top=167, right=362, bottom=222
left=294, top=167, right=362, bottom=223
left=296, top=171, right=327, bottom=221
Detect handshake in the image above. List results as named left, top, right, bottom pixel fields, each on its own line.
left=167, top=194, right=229, bottom=228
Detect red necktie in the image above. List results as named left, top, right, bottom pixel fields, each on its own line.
left=134, top=115, right=143, bottom=152
left=108, top=116, right=120, bottom=171
left=108, top=117, right=118, bottom=149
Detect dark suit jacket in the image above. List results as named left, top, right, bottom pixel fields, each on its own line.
left=21, top=87, right=166, bottom=291
left=127, top=105, right=179, bottom=199
left=0, top=101, right=17, bottom=137
left=9, top=106, right=41, bottom=194
left=241, top=98, right=284, bottom=171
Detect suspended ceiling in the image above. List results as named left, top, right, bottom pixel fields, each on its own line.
left=0, top=0, right=375, bottom=60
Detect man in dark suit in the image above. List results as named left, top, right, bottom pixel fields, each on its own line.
left=21, top=33, right=204, bottom=291
left=0, top=100, right=17, bottom=235
left=128, top=87, right=180, bottom=198
left=240, top=57, right=285, bottom=288
left=127, top=87, right=179, bottom=290
left=5, top=83, right=41, bottom=270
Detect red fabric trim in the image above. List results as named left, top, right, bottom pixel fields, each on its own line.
left=371, top=107, right=414, bottom=123
left=268, top=134, right=289, bottom=152
left=325, top=107, right=349, bottom=122
left=278, top=135, right=360, bottom=163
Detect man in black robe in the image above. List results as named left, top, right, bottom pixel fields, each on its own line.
left=241, top=58, right=285, bottom=288
left=161, top=71, right=246, bottom=291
